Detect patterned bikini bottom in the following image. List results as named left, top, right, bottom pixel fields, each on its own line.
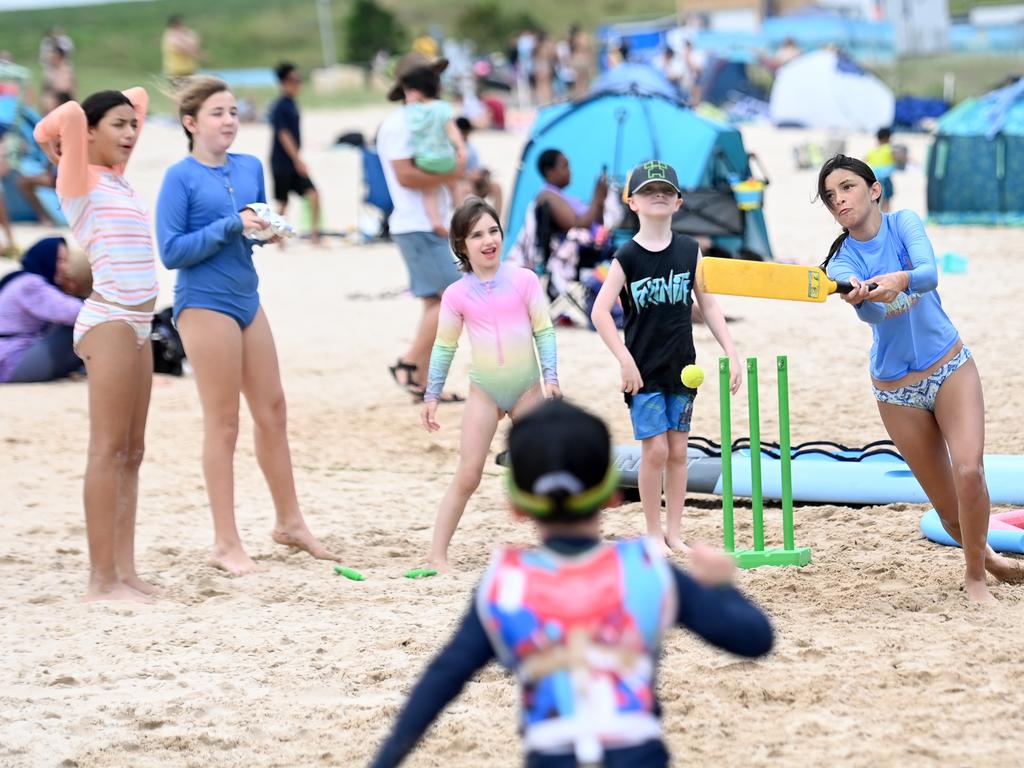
left=872, top=346, right=972, bottom=412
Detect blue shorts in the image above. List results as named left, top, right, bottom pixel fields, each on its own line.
left=629, top=391, right=695, bottom=440
left=392, top=231, right=461, bottom=298
left=880, top=177, right=894, bottom=200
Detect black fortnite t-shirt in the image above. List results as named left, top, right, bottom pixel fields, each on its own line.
left=614, top=233, right=699, bottom=402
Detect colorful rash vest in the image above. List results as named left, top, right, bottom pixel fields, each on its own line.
left=425, top=263, right=558, bottom=412
left=475, top=538, right=676, bottom=763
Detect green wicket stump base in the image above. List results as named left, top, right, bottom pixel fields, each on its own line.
left=730, top=547, right=812, bottom=569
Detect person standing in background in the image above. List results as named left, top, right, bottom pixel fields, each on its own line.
left=39, top=26, right=73, bottom=71
left=162, top=15, right=203, bottom=83
left=268, top=62, right=320, bottom=244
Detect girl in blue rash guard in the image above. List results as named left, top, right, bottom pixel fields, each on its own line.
left=818, top=155, right=1024, bottom=604
left=156, top=77, right=340, bottom=576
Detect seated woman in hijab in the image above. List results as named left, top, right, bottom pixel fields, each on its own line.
left=0, top=236, right=90, bottom=383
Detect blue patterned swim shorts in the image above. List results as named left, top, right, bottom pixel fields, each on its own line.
left=873, top=346, right=972, bottom=412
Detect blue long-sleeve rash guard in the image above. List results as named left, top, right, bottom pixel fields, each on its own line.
left=826, top=210, right=959, bottom=381
left=369, top=536, right=774, bottom=768
left=156, top=153, right=267, bottom=326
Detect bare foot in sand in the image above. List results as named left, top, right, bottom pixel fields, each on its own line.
left=666, top=536, right=692, bottom=555
left=121, top=574, right=163, bottom=596
left=83, top=580, right=154, bottom=604
left=208, top=545, right=267, bottom=576
left=987, top=554, right=1024, bottom=584
left=272, top=525, right=342, bottom=562
left=648, top=535, right=673, bottom=558
left=965, top=576, right=997, bottom=605
left=426, top=557, right=452, bottom=574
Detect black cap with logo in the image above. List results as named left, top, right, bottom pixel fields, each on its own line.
left=627, top=159, right=682, bottom=197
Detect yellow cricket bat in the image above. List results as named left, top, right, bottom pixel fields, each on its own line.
left=696, top=258, right=873, bottom=303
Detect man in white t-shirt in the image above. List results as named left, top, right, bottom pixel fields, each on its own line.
left=377, top=52, right=464, bottom=402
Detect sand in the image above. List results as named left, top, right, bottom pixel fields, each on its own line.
left=1, top=103, right=1022, bottom=768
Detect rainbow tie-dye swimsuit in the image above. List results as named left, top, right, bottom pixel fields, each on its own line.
left=425, top=264, right=558, bottom=412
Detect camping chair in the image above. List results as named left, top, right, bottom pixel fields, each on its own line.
left=335, top=131, right=393, bottom=241
left=508, top=199, right=605, bottom=326
left=361, top=145, right=393, bottom=235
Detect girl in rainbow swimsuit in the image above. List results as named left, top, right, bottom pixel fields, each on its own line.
left=421, top=197, right=561, bottom=570
left=34, top=88, right=160, bottom=603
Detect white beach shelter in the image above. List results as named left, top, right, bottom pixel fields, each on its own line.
left=769, top=49, right=895, bottom=132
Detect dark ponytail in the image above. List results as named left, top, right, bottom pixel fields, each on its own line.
left=820, top=230, right=849, bottom=272
left=815, top=154, right=878, bottom=271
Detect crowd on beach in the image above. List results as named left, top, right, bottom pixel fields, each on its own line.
left=2, top=11, right=1022, bottom=765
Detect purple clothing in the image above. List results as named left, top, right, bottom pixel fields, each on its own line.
left=543, top=182, right=588, bottom=216
left=542, top=182, right=598, bottom=238
left=0, top=274, right=83, bottom=382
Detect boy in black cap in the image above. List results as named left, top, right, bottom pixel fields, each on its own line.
left=592, top=160, right=743, bottom=556
left=369, top=399, right=773, bottom=768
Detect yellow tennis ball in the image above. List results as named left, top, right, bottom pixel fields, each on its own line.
left=680, top=364, right=705, bottom=388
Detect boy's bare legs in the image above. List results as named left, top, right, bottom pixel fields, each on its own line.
left=114, top=339, right=161, bottom=596
left=241, top=308, right=340, bottom=562
left=403, top=296, right=440, bottom=392
left=428, top=384, right=501, bottom=570
left=423, top=188, right=447, bottom=237
left=663, top=430, right=691, bottom=553
left=78, top=324, right=153, bottom=603
left=178, top=309, right=263, bottom=576
left=638, top=433, right=672, bottom=556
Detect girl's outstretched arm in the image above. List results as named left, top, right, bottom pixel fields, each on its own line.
left=692, top=252, right=742, bottom=393
left=827, top=256, right=888, bottom=324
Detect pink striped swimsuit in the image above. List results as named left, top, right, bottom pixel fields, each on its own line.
left=34, top=88, right=158, bottom=309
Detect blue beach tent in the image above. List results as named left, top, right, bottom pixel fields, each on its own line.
left=590, top=63, right=678, bottom=100
left=504, top=89, right=773, bottom=261
left=927, top=78, right=1024, bottom=225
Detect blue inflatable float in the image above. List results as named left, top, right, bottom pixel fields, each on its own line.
left=610, top=438, right=1024, bottom=506
left=920, top=508, right=1024, bottom=555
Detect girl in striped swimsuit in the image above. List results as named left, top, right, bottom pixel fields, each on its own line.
left=421, top=198, right=561, bottom=570
left=34, top=88, right=160, bottom=603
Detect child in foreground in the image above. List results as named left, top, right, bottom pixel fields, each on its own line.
left=371, top=399, right=773, bottom=767
left=592, top=160, right=742, bottom=556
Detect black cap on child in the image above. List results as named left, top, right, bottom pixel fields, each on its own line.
left=506, top=400, right=618, bottom=521
left=626, top=159, right=682, bottom=197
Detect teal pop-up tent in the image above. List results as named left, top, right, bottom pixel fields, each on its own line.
left=927, top=78, right=1024, bottom=225
left=504, top=88, right=772, bottom=260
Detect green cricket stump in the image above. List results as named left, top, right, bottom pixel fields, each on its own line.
left=719, top=355, right=811, bottom=569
